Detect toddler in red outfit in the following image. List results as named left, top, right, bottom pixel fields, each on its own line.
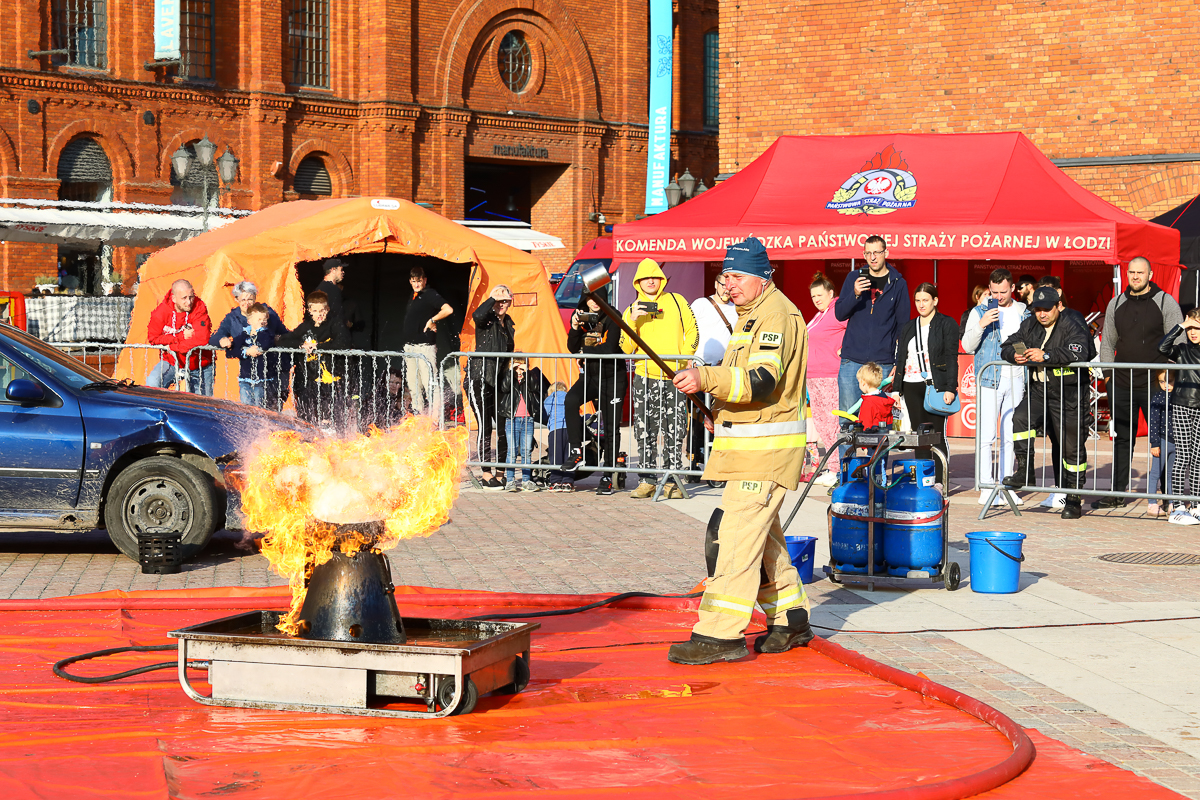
left=855, top=362, right=896, bottom=430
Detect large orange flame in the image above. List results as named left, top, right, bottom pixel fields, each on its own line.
left=241, top=417, right=469, bottom=634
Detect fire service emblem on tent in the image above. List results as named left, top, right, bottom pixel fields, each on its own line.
left=827, top=144, right=918, bottom=216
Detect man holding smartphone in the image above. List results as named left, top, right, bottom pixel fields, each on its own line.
left=962, top=269, right=1028, bottom=504
left=833, top=236, right=910, bottom=428
left=1001, top=286, right=1092, bottom=520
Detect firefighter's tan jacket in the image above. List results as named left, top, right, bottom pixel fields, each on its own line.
left=699, top=283, right=808, bottom=490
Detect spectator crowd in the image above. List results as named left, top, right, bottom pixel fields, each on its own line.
left=140, top=239, right=1198, bottom=518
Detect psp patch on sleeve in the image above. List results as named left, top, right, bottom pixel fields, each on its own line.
left=739, top=480, right=764, bottom=495
left=758, top=331, right=782, bottom=349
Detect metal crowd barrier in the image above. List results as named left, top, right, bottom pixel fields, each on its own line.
left=975, top=359, right=1200, bottom=517
left=49, top=342, right=436, bottom=436
left=440, top=350, right=712, bottom=495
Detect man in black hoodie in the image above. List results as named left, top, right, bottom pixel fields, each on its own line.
left=277, top=291, right=353, bottom=430
left=317, top=257, right=351, bottom=332
left=469, top=285, right=517, bottom=489
left=563, top=294, right=627, bottom=495
left=1094, top=257, right=1183, bottom=508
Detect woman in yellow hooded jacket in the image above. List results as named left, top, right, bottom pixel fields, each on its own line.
left=620, top=258, right=699, bottom=498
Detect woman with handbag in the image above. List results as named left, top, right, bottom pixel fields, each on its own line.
left=893, top=282, right=959, bottom=483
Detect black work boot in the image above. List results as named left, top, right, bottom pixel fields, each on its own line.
left=667, top=633, right=749, bottom=665
left=754, top=608, right=816, bottom=654
left=1091, top=495, right=1128, bottom=510
left=1002, top=457, right=1029, bottom=489
left=1062, top=495, right=1083, bottom=519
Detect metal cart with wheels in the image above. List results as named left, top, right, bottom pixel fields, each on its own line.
left=822, top=429, right=959, bottom=592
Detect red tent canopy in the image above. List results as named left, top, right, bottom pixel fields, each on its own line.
left=615, top=133, right=1181, bottom=288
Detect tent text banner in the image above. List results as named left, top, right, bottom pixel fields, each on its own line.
left=616, top=228, right=1120, bottom=262
left=615, top=133, right=1181, bottom=273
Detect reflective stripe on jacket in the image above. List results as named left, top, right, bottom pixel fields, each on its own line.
left=699, top=283, right=809, bottom=490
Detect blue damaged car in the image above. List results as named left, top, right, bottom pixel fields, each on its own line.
left=0, top=323, right=317, bottom=561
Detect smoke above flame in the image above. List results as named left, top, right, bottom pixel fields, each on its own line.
left=241, top=417, right=469, bottom=633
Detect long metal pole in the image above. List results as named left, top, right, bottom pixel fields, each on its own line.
left=586, top=291, right=713, bottom=422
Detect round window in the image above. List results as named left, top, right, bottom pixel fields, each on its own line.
left=497, top=31, right=532, bottom=93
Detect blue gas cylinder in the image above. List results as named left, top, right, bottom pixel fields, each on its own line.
left=882, top=459, right=944, bottom=577
left=830, top=456, right=886, bottom=573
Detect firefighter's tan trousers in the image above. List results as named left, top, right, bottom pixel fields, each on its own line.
left=694, top=479, right=809, bottom=640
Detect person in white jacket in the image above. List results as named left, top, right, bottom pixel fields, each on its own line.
left=961, top=269, right=1028, bottom=505
left=688, top=279, right=739, bottom=476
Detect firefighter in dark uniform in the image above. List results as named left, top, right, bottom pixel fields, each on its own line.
left=1001, top=286, right=1092, bottom=519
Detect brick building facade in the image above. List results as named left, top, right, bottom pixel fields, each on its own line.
left=717, top=0, right=1199, bottom=220
left=0, top=0, right=718, bottom=293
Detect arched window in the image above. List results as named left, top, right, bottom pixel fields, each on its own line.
left=497, top=31, right=532, bottom=93
left=703, top=30, right=719, bottom=129
left=294, top=155, right=332, bottom=196
left=56, top=136, right=113, bottom=294
left=57, top=136, right=112, bottom=202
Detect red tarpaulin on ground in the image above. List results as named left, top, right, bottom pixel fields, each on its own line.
left=0, top=588, right=1184, bottom=799
left=615, top=133, right=1182, bottom=291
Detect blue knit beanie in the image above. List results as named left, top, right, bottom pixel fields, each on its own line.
left=721, top=237, right=772, bottom=280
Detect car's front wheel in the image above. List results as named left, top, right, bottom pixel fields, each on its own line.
left=103, top=456, right=218, bottom=562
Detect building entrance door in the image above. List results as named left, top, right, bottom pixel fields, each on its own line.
left=464, top=162, right=532, bottom=223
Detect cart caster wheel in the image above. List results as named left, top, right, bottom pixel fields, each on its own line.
left=497, top=654, right=530, bottom=695
left=437, top=675, right=478, bottom=715
left=946, top=562, right=961, bottom=591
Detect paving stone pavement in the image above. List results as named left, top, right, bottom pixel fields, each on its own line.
left=4, top=470, right=1200, bottom=797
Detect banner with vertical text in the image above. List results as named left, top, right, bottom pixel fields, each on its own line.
left=643, top=0, right=673, bottom=215
left=154, top=0, right=181, bottom=61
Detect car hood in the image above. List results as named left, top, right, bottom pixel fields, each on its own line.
left=79, top=385, right=320, bottom=456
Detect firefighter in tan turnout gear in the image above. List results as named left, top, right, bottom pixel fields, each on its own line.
left=669, top=237, right=813, bottom=665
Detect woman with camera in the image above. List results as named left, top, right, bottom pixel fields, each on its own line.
left=892, top=282, right=959, bottom=484
left=562, top=294, right=628, bottom=495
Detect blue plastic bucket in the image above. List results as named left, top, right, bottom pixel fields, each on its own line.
left=785, top=535, right=818, bottom=584
left=965, top=531, right=1026, bottom=593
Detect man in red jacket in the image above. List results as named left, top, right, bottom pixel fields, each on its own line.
left=146, top=279, right=215, bottom=395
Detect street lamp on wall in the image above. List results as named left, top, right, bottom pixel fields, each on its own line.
left=665, top=167, right=707, bottom=209
left=171, top=136, right=239, bottom=231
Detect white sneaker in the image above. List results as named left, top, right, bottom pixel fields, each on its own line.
left=1169, top=507, right=1199, bottom=526
left=979, top=490, right=1010, bottom=506
left=522, top=480, right=542, bottom=492
left=1010, top=493, right=1025, bottom=506
left=814, top=470, right=838, bottom=487
left=1190, top=505, right=1200, bottom=521
left=1041, top=491, right=1066, bottom=509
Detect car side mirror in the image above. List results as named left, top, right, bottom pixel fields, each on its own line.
left=6, top=378, right=45, bottom=403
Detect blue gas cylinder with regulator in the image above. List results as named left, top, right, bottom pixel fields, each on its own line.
left=882, top=459, right=944, bottom=577
left=829, top=456, right=887, bottom=573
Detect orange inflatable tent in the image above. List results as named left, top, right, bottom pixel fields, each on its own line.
left=120, top=197, right=568, bottom=390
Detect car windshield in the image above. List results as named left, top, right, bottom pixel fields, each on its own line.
left=555, top=259, right=612, bottom=309
left=0, top=326, right=108, bottom=389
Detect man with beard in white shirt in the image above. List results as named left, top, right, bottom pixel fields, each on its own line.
left=962, top=269, right=1028, bottom=505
